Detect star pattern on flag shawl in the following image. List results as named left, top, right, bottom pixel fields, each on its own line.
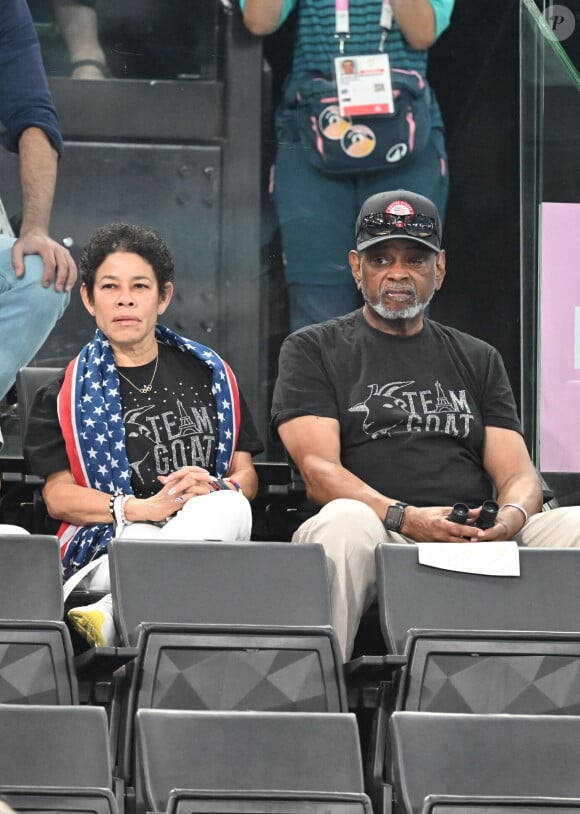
left=73, top=335, right=132, bottom=497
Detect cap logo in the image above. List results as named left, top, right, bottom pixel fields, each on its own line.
left=384, top=200, right=415, bottom=216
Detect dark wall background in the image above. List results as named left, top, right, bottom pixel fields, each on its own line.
left=427, top=1, right=522, bottom=403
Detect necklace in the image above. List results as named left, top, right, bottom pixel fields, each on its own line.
left=116, top=347, right=159, bottom=394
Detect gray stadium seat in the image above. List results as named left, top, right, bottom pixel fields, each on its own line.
left=373, top=545, right=580, bottom=715
left=109, top=540, right=336, bottom=639
left=164, top=790, right=373, bottom=814
left=0, top=533, right=63, bottom=620
left=397, top=631, right=580, bottom=714
left=135, top=710, right=364, bottom=814
left=108, top=540, right=346, bottom=789
left=384, top=712, right=580, bottom=814
left=15, top=366, right=62, bottom=533
left=0, top=704, right=111, bottom=789
left=421, top=795, right=580, bottom=814
left=0, top=534, right=78, bottom=704
left=0, top=786, right=119, bottom=814
left=376, top=545, right=580, bottom=656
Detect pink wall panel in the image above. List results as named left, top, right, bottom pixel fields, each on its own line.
left=539, top=202, right=580, bottom=471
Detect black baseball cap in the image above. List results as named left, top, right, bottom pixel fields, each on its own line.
left=355, top=189, right=442, bottom=253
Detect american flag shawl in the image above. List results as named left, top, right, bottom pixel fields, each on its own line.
left=57, top=324, right=241, bottom=579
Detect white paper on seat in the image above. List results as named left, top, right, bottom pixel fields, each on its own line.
left=417, top=540, right=520, bottom=576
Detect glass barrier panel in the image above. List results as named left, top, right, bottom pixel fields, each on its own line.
left=520, top=0, right=580, bottom=488
left=31, top=0, right=221, bottom=81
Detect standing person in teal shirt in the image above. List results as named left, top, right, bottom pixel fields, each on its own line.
left=240, top=0, right=455, bottom=331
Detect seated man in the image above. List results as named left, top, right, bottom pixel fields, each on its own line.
left=271, top=188, right=580, bottom=661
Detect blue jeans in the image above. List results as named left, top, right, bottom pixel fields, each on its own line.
left=0, top=235, right=70, bottom=399
left=273, top=127, right=449, bottom=332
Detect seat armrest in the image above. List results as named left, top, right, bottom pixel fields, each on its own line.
left=75, top=645, right=139, bottom=681
left=344, top=654, right=407, bottom=686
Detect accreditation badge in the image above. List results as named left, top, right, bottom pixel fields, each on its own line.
left=334, top=52, right=394, bottom=118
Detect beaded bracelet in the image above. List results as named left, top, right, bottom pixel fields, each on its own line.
left=108, top=494, right=116, bottom=519
left=112, top=495, right=124, bottom=528
left=112, top=494, right=133, bottom=527
left=120, top=494, right=132, bottom=524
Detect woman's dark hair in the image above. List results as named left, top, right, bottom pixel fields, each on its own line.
left=80, top=223, right=175, bottom=297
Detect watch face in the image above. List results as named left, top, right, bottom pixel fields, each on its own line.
left=385, top=503, right=405, bottom=531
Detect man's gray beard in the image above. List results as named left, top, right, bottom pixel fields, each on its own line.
left=363, top=290, right=433, bottom=321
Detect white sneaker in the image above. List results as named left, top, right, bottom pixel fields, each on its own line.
left=68, top=592, right=117, bottom=647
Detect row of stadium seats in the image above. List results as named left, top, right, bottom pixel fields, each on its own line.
left=0, top=703, right=367, bottom=814
left=4, top=703, right=580, bottom=814
left=3, top=534, right=580, bottom=813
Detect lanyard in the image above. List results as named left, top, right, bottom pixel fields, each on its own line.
left=335, top=0, right=393, bottom=53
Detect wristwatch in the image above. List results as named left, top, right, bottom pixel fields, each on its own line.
left=384, top=502, right=407, bottom=533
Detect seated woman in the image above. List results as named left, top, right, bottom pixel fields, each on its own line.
left=25, top=223, right=263, bottom=646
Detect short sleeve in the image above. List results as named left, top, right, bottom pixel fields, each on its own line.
left=270, top=329, right=339, bottom=439
left=237, top=0, right=297, bottom=30
left=23, top=372, right=68, bottom=478
left=481, top=348, right=523, bottom=434
left=429, top=0, right=456, bottom=39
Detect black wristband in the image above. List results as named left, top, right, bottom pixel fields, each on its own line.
left=109, top=494, right=116, bottom=519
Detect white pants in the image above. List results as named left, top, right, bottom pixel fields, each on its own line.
left=293, top=498, right=580, bottom=661
left=76, top=490, right=253, bottom=593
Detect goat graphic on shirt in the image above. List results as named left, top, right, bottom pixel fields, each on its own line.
left=349, top=380, right=475, bottom=439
